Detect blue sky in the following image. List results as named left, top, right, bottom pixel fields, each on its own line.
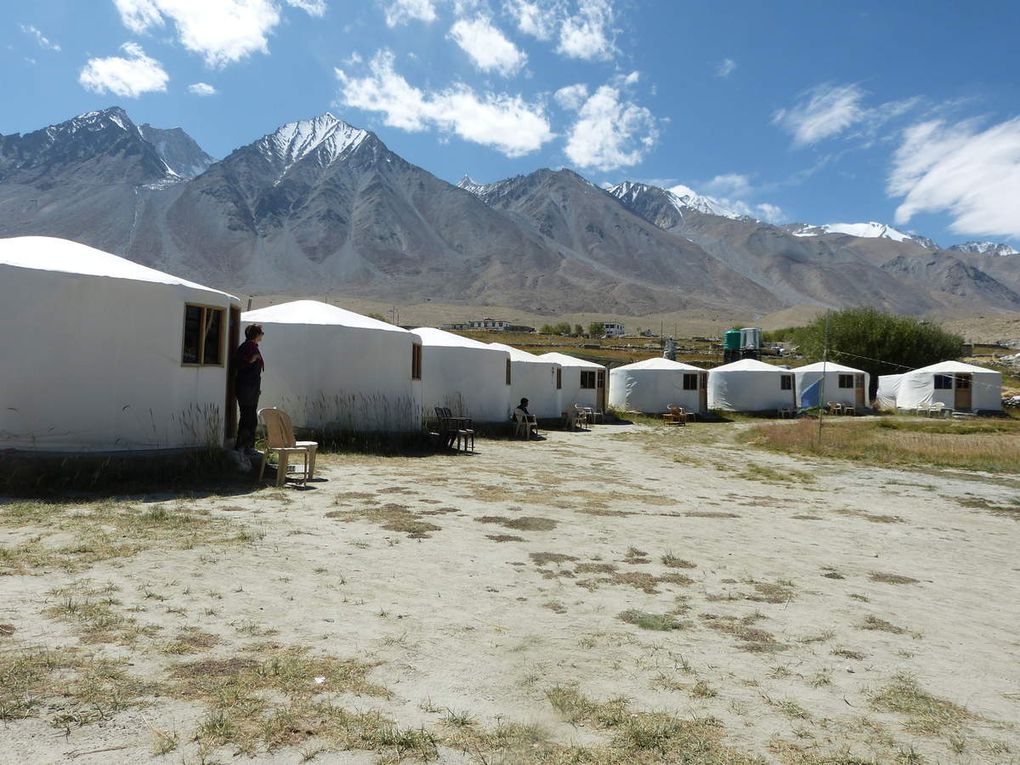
left=3, top=0, right=1019, bottom=245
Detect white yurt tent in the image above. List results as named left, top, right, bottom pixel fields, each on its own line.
left=881, top=361, right=1001, bottom=413
left=609, top=358, right=708, bottom=414
left=0, top=236, right=239, bottom=452
left=707, top=358, right=796, bottom=412
left=414, top=328, right=511, bottom=423
left=794, top=362, right=870, bottom=410
left=489, top=343, right=562, bottom=419
left=241, top=300, right=422, bottom=432
left=876, top=374, right=903, bottom=411
left=537, top=352, right=607, bottom=412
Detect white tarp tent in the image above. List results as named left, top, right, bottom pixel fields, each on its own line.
left=537, top=352, right=606, bottom=412
left=880, top=361, right=1001, bottom=412
left=609, top=358, right=708, bottom=414
left=793, top=361, right=870, bottom=410
left=414, top=327, right=511, bottom=422
left=876, top=374, right=903, bottom=411
left=489, top=343, right=561, bottom=419
left=0, top=236, right=239, bottom=452
left=707, top=358, right=796, bottom=412
left=241, top=300, right=422, bottom=432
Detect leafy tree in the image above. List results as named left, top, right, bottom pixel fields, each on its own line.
left=588, top=322, right=606, bottom=339
left=797, top=308, right=963, bottom=396
left=539, top=324, right=556, bottom=335
left=573, top=324, right=584, bottom=337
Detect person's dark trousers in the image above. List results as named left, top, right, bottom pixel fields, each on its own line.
left=235, top=385, right=260, bottom=450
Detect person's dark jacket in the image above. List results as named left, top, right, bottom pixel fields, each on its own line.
left=234, top=340, right=264, bottom=391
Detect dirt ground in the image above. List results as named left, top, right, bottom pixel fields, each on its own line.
left=1, top=422, right=1018, bottom=764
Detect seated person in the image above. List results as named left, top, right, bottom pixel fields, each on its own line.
left=513, top=397, right=540, bottom=438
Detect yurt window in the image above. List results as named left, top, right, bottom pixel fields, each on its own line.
left=580, top=371, right=596, bottom=389
left=411, top=344, right=422, bottom=380
left=556, top=368, right=562, bottom=389
left=506, top=358, right=512, bottom=385
left=780, top=374, right=792, bottom=390
left=181, top=304, right=225, bottom=366
left=838, top=374, right=854, bottom=389
left=934, top=374, right=952, bottom=390
left=683, top=373, right=699, bottom=390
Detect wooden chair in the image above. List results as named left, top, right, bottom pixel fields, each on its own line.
left=663, top=404, right=687, bottom=426
left=435, top=407, right=475, bottom=452
left=572, top=404, right=590, bottom=430
left=257, top=408, right=318, bottom=487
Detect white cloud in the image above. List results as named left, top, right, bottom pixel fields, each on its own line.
left=380, top=0, right=436, bottom=26
left=79, top=42, right=169, bottom=97
left=554, top=83, right=588, bottom=110
left=449, top=16, right=526, bottom=76
left=285, top=0, right=326, bottom=14
left=21, top=24, right=61, bottom=52
left=335, top=50, right=553, bottom=156
left=705, top=173, right=752, bottom=197
left=504, top=0, right=562, bottom=40
left=563, top=79, right=657, bottom=171
left=772, top=83, right=866, bottom=146
left=113, top=0, right=320, bottom=67
left=188, top=81, right=218, bottom=95
left=889, top=116, right=1020, bottom=239
left=716, top=57, right=736, bottom=78
left=557, top=0, right=615, bottom=61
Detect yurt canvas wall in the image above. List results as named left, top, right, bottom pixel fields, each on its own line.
left=489, top=343, right=562, bottom=419
left=793, top=362, right=870, bottom=410
left=876, top=375, right=902, bottom=411
left=415, top=328, right=511, bottom=422
left=892, top=361, right=1001, bottom=412
left=537, top=352, right=607, bottom=411
left=707, top=358, right=796, bottom=412
left=609, top=358, right=707, bottom=414
left=241, top=301, right=422, bottom=432
left=0, top=236, right=239, bottom=452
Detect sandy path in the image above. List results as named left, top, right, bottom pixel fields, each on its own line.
left=1, top=423, right=1018, bottom=763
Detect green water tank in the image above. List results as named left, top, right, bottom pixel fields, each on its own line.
left=724, top=329, right=741, bottom=351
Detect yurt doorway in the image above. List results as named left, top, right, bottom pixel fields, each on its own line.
left=225, top=306, right=240, bottom=440
left=597, top=370, right=607, bottom=411
left=954, top=374, right=972, bottom=411
left=698, top=371, right=708, bottom=411
left=855, top=374, right=866, bottom=407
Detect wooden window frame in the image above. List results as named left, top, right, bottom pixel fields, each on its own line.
left=506, top=358, right=512, bottom=385
left=682, top=373, right=698, bottom=391
left=780, top=374, right=793, bottom=391
left=933, top=374, right=952, bottom=390
left=556, top=368, right=562, bottom=390
left=411, top=343, right=422, bottom=380
left=580, top=370, right=596, bottom=389
left=838, top=374, right=854, bottom=389
left=181, top=303, right=226, bottom=367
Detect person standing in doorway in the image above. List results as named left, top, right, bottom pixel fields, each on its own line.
left=234, top=324, right=265, bottom=454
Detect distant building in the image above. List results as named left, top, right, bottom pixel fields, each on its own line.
left=603, top=321, right=625, bottom=338
left=442, top=318, right=534, bottom=333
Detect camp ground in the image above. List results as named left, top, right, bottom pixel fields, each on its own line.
left=707, top=358, right=797, bottom=413
left=609, top=357, right=708, bottom=415
left=489, top=342, right=562, bottom=420
left=0, top=236, right=240, bottom=452
left=414, top=327, right=512, bottom=424
left=241, top=300, right=422, bottom=433
left=794, top=361, right=870, bottom=412
left=536, top=352, right=607, bottom=414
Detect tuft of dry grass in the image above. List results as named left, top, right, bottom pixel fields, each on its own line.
left=618, top=610, right=685, bottom=631
left=701, top=613, right=785, bottom=653
left=325, top=503, right=441, bottom=538
left=476, top=515, right=557, bottom=531
left=662, top=553, right=697, bottom=569
left=859, top=616, right=909, bottom=635
left=869, top=572, right=920, bottom=585
left=530, top=552, right=578, bottom=566
left=871, top=674, right=974, bottom=736
left=161, top=627, right=219, bottom=655
left=486, top=533, right=524, bottom=542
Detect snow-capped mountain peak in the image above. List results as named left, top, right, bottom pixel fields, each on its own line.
left=256, top=113, right=368, bottom=174
left=457, top=175, right=489, bottom=195
left=948, top=241, right=1018, bottom=257
left=609, top=181, right=745, bottom=221
left=791, top=221, right=938, bottom=248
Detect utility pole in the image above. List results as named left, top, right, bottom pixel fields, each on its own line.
left=817, top=310, right=829, bottom=443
